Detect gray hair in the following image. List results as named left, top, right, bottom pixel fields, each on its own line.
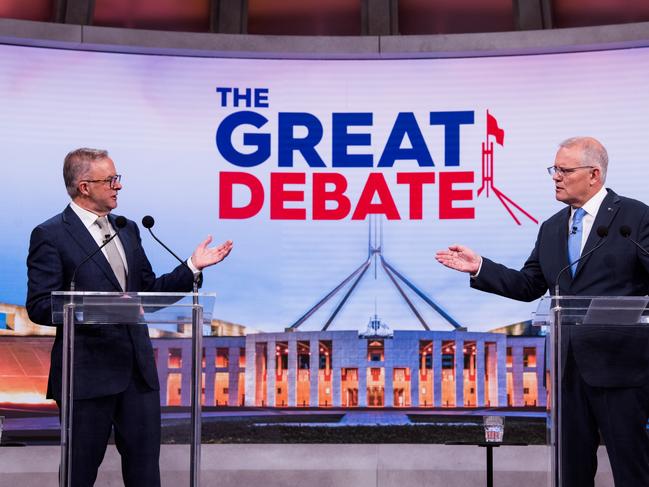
left=559, top=137, right=608, bottom=182
left=63, top=148, right=109, bottom=198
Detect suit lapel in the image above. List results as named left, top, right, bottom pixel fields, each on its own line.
left=63, top=205, right=122, bottom=291
left=555, top=206, right=572, bottom=291
left=574, top=189, right=620, bottom=278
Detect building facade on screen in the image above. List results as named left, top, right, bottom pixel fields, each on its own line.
left=154, top=329, right=545, bottom=409
left=1, top=302, right=545, bottom=407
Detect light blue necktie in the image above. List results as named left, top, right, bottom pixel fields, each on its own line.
left=568, top=207, right=586, bottom=276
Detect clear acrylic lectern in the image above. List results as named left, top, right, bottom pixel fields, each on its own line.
left=533, top=295, right=649, bottom=487
left=52, top=291, right=216, bottom=487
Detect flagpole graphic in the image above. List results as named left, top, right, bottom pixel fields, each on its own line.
left=478, top=110, right=538, bottom=225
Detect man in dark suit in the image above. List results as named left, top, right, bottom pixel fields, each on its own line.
left=26, top=148, right=233, bottom=486
left=436, top=137, right=649, bottom=486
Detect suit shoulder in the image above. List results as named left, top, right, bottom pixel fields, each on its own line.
left=112, top=214, right=140, bottom=234
left=616, top=194, right=649, bottom=213
left=542, top=207, right=568, bottom=227
left=31, top=211, right=65, bottom=235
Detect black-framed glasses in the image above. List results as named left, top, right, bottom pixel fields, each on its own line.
left=81, top=174, right=122, bottom=189
left=547, top=166, right=594, bottom=177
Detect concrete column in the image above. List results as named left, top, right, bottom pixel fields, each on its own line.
left=60, top=0, right=94, bottom=25
left=384, top=366, right=393, bottom=407
left=288, top=336, right=297, bottom=407
left=358, top=365, right=367, bottom=407
left=210, top=0, right=247, bottom=34
left=156, top=343, right=169, bottom=407
left=513, top=0, right=551, bottom=30
left=204, top=345, right=216, bottom=407
left=309, top=338, right=319, bottom=407
left=228, top=346, right=239, bottom=406
left=512, top=345, right=524, bottom=407
left=266, top=337, right=276, bottom=407
left=454, top=338, right=464, bottom=407
left=497, top=337, right=508, bottom=407
left=244, top=336, right=256, bottom=406
left=536, top=342, right=547, bottom=407
left=181, top=341, right=191, bottom=407
left=433, top=338, right=443, bottom=408
left=331, top=340, right=341, bottom=407
left=486, top=342, right=498, bottom=407
left=410, top=346, right=420, bottom=407
left=476, top=340, right=485, bottom=407
left=361, top=0, right=398, bottom=35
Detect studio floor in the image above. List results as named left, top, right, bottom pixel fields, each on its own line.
left=0, top=443, right=614, bottom=487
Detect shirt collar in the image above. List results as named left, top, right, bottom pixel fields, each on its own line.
left=572, top=186, right=608, bottom=219
left=69, top=201, right=104, bottom=229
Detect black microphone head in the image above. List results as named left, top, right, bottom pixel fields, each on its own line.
left=596, top=226, right=608, bottom=238
left=142, top=215, right=155, bottom=229
left=619, top=225, right=632, bottom=238
left=114, top=216, right=127, bottom=229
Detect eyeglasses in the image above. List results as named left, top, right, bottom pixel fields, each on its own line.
left=81, top=175, right=122, bottom=189
left=547, top=166, right=594, bottom=177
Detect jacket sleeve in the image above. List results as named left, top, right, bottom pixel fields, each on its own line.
left=130, top=223, right=195, bottom=293
left=26, top=225, right=63, bottom=326
left=636, top=205, right=649, bottom=276
left=470, top=223, right=549, bottom=302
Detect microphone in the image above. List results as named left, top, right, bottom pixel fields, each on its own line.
left=570, top=226, right=578, bottom=235
left=141, top=215, right=201, bottom=292
left=619, top=225, right=649, bottom=256
left=554, top=225, right=609, bottom=296
left=70, top=216, right=127, bottom=291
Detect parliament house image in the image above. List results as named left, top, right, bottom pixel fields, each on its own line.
left=154, top=328, right=545, bottom=409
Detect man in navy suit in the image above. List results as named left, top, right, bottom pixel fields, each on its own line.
left=436, top=137, right=649, bottom=486
left=26, top=148, right=233, bottom=486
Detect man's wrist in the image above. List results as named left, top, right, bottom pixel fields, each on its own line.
left=186, top=257, right=201, bottom=276
left=470, top=257, right=483, bottom=278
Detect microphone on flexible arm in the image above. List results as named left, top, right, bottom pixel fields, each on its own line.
left=141, top=215, right=201, bottom=293
left=70, top=216, right=127, bottom=292
left=554, top=225, right=609, bottom=297
left=619, top=225, right=649, bottom=256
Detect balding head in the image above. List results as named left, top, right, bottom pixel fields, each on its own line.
left=558, top=136, right=608, bottom=182
left=552, top=137, right=607, bottom=207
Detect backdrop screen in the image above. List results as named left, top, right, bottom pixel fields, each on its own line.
left=2, top=43, right=649, bottom=334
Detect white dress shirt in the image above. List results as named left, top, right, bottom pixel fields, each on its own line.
left=569, top=185, right=608, bottom=253
left=69, top=201, right=129, bottom=273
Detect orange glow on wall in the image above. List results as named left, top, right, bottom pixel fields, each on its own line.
left=93, top=0, right=209, bottom=32
left=248, top=0, right=360, bottom=36
left=399, top=0, right=514, bottom=35
left=0, top=0, right=52, bottom=22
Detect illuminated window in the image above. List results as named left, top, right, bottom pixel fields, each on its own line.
left=216, top=348, right=229, bottom=368
left=523, top=347, right=537, bottom=367
left=167, top=373, right=182, bottom=406
left=367, top=340, right=384, bottom=362
left=168, top=348, right=182, bottom=368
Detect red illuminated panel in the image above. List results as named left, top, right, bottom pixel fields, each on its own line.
left=248, top=0, right=361, bottom=36
left=553, top=0, right=649, bottom=28
left=93, top=0, right=210, bottom=32
left=399, top=0, right=514, bottom=35
left=0, top=0, right=52, bottom=22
